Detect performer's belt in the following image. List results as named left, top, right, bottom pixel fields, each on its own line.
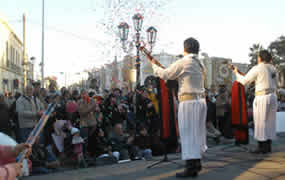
left=255, top=89, right=275, bottom=96
left=178, top=93, right=205, bottom=102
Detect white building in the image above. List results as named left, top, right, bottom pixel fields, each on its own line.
left=232, top=62, right=249, bottom=81
left=140, top=52, right=179, bottom=85
left=0, top=15, right=24, bottom=93
left=88, top=51, right=249, bottom=92
left=200, top=53, right=250, bottom=90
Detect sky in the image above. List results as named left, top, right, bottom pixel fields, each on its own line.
left=1, top=0, right=285, bottom=84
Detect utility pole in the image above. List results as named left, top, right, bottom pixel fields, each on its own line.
left=23, top=13, right=27, bottom=87
left=41, top=0, right=45, bottom=87
left=65, top=72, right=67, bottom=87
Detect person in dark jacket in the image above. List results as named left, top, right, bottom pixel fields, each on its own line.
left=110, top=123, right=134, bottom=160
left=0, top=94, right=11, bottom=136
left=134, top=125, right=152, bottom=160
left=90, top=127, right=113, bottom=158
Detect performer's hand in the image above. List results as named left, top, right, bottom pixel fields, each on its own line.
left=233, top=66, right=238, bottom=74
left=228, top=64, right=235, bottom=70
left=13, top=144, right=32, bottom=157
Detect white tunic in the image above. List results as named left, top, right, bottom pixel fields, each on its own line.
left=152, top=54, right=205, bottom=96
left=235, top=63, right=278, bottom=141
left=152, top=54, right=207, bottom=160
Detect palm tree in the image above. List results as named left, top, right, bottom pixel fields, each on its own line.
left=268, top=36, right=285, bottom=66
left=248, top=43, right=264, bottom=68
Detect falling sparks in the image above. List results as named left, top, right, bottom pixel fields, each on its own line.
left=91, top=0, right=173, bottom=62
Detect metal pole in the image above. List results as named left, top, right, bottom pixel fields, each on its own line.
left=135, top=32, right=140, bottom=88
left=135, top=31, right=140, bottom=116
left=41, top=0, right=45, bottom=88
left=23, top=13, right=27, bottom=88
left=65, top=72, right=67, bottom=87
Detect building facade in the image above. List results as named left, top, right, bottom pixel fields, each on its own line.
left=87, top=52, right=250, bottom=94
left=0, top=15, right=24, bottom=94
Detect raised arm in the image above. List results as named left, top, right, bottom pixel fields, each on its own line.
left=152, top=60, right=183, bottom=81
left=234, top=66, right=258, bottom=86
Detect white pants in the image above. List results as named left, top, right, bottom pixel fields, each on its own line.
left=253, top=93, right=278, bottom=141
left=178, top=99, right=207, bottom=160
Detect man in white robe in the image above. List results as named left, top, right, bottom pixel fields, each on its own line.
left=233, top=50, right=278, bottom=154
left=151, top=37, right=207, bottom=178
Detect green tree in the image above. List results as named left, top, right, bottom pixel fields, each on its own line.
left=248, top=43, right=264, bottom=68
left=268, top=36, right=285, bottom=67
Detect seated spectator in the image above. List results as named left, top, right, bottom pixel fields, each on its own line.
left=29, top=142, right=60, bottom=175
left=89, top=127, right=117, bottom=164
left=110, top=123, right=134, bottom=160
left=0, top=143, right=31, bottom=180
left=134, top=126, right=152, bottom=160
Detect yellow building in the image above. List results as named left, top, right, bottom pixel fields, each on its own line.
left=0, top=14, right=24, bottom=93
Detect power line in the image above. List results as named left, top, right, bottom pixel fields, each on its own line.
left=9, top=18, right=110, bottom=47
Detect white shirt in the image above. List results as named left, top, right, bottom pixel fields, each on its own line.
left=152, top=54, right=205, bottom=96
left=235, top=63, right=278, bottom=93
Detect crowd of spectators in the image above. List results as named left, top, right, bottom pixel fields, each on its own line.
left=0, top=82, right=166, bottom=176
left=1, top=81, right=285, bottom=177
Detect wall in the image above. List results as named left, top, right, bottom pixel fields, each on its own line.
left=0, top=17, right=24, bottom=94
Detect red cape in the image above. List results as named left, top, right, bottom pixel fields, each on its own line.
left=231, top=81, right=249, bottom=144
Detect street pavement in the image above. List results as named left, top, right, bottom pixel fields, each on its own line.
left=24, top=134, right=285, bottom=180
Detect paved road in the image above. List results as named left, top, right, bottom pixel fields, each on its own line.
left=24, top=135, right=285, bottom=180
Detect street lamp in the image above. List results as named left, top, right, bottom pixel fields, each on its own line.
left=146, top=26, right=158, bottom=52
left=30, top=57, right=36, bottom=82
left=118, top=13, right=157, bottom=116
left=118, top=13, right=157, bottom=88
left=41, top=0, right=45, bottom=88
left=118, top=22, right=129, bottom=52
